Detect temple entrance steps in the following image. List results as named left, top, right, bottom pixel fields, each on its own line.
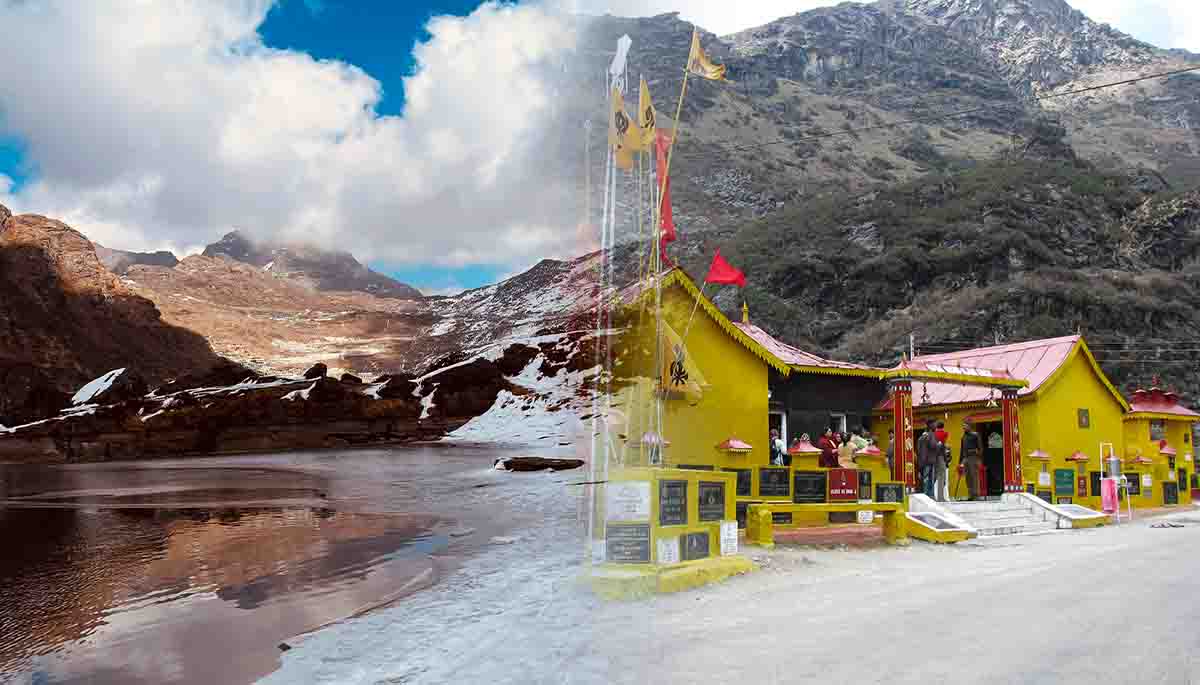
left=940, top=499, right=1058, bottom=536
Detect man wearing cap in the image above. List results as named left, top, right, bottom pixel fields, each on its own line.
left=960, top=421, right=984, bottom=500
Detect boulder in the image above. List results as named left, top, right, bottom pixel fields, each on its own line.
left=71, top=368, right=148, bottom=406
left=340, top=373, right=363, bottom=384
left=0, top=364, right=70, bottom=426
left=156, top=360, right=258, bottom=393
left=494, top=457, right=585, bottom=472
left=304, top=363, right=328, bottom=379
left=373, top=373, right=418, bottom=399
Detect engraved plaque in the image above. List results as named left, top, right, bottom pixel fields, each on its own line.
left=726, top=468, right=752, bottom=497
left=605, top=481, right=650, bottom=522
left=759, top=468, right=790, bottom=497
left=1057, top=497, right=1073, bottom=505
left=681, top=531, right=710, bottom=561
left=605, top=524, right=650, bottom=563
left=1125, top=473, right=1141, bottom=495
left=828, top=468, right=859, bottom=502
left=772, top=511, right=793, bottom=525
left=698, top=481, right=725, bottom=521
left=793, top=471, right=827, bottom=504
left=1036, top=490, right=1053, bottom=504
left=876, top=483, right=904, bottom=503
left=659, top=480, right=687, bottom=526
left=858, top=469, right=873, bottom=500
left=656, top=536, right=680, bottom=564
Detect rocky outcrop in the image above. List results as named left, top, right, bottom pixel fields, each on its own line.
left=94, top=244, right=179, bottom=275
left=0, top=204, right=230, bottom=426
left=203, top=230, right=423, bottom=300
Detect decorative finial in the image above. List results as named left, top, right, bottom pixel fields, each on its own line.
left=742, top=301, right=749, bottom=324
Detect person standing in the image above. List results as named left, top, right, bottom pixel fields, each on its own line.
left=885, top=428, right=895, bottom=476
left=934, top=420, right=950, bottom=502
left=837, top=432, right=856, bottom=468
left=960, top=421, right=983, bottom=500
left=916, top=419, right=941, bottom=499
left=817, top=427, right=839, bottom=468
left=769, top=428, right=786, bottom=466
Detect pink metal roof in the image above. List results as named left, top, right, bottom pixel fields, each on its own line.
left=732, top=322, right=876, bottom=372
left=1127, top=387, right=1200, bottom=418
left=902, top=335, right=1081, bottom=409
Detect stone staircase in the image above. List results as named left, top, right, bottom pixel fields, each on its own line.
left=940, top=498, right=1059, bottom=536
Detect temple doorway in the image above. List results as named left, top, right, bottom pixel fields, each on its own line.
left=976, top=421, right=1006, bottom=497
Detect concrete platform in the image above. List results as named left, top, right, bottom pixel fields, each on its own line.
left=585, top=555, right=757, bottom=600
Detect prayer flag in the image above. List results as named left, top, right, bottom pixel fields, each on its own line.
left=705, top=249, right=746, bottom=288
left=608, top=86, right=640, bottom=170
left=655, top=130, right=675, bottom=244
left=637, top=77, right=657, bottom=149
left=687, top=29, right=726, bottom=81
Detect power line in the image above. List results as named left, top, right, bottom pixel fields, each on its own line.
left=673, top=64, right=1200, bottom=156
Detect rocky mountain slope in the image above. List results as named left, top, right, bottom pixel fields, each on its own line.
left=0, top=203, right=234, bottom=428
left=202, top=230, right=423, bottom=300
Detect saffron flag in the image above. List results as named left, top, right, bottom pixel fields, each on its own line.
left=660, top=319, right=705, bottom=403
left=637, top=77, right=657, bottom=149
left=687, top=29, right=726, bottom=81
left=705, top=249, right=746, bottom=288
left=655, top=131, right=675, bottom=244
left=608, top=86, right=641, bottom=170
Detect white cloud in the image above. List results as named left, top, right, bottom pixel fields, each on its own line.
left=570, top=0, right=1200, bottom=50
left=0, top=0, right=583, bottom=269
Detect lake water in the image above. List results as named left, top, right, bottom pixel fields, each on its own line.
left=0, top=445, right=585, bottom=685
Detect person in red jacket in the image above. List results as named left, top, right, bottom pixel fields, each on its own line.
left=817, top=426, right=839, bottom=468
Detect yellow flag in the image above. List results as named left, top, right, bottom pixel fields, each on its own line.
left=608, top=86, right=641, bottom=170
left=637, top=77, right=657, bottom=150
left=687, top=29, right=726, bottom=81
left=660, top=319, right=705, bottom=403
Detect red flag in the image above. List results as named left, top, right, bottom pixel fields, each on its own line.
left=705, top=249, right=746, bottom=288
left=655, top=131, right=675, bottom=245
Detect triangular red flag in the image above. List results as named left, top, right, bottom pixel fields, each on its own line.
left=655, top=131, right=676, bottom=245
left=705, top=249, right=746, bottom=288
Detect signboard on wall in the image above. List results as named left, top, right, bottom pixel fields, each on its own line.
left=606, top=524, right=650, bottom=563
left=828, top=469, right=859, bottom=501
left=659, top=480, right=688, bottom=526
left=605, top=482, right=650, bottom=522
left=656, top=536, right=680, bottom=565
left=698, top=481, right=725, bottom=521
left=1054, top=469, right=1074, bottom=496
left=725, top=469, right=752, bottom=497
left=794, top=471, right=827, bottom=503
left=720, top=521, right=738, bottom=556
left=759, top=468, right=790, bottom=497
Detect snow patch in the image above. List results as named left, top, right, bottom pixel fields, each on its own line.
left=420, top=384, right=438, bottom=419
left=71, top=369, right=126, bottom=405
left=283, top=383, right=317, bottom=402
left=140, top=410, right=165, bottom=423
left=364, top=379, right=389, bottom=400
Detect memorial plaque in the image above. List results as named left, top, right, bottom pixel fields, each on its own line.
left=656, top=536, right=680, bottom=564
left=726, top=469, right=752, bottom=497
left=1090, top=472, right=1102, bottom=498
left=605, top=524, right=650, bottom=563
left=759, top=468, right=790, bottom=497
left=858, top=470, right=873, bottom=501
left=876, top=483, right=904, bottom=503
left=1036, top=490, right=1053, bottom=504
left=678, top=464, right=714, bottom=471
left=1038, top=471, right=1051, bottom=487
left=829, top=512, right=856, bottom=523
left=794, top=471, right=827, bottom=504
left=1125, top=473, right=1141, bottom=495
left=1077, top=476, right=1088, bottom=497
left=856, top=510, right=874, bottom=524
left=1054, top=469, right=1074, bottom=496
left=772, top=511, right=793, bottom=525
left=1057, top=497, right=1073, bottom=505
left=828, top=468, right=859, bottom=502
left=720, top=521, right=738, bottom=556
left=698, top=481, right=726, bottom=521
left=605, top=481, right=650, bottom=522
left=682, top=531, right=710, bottom=561
left=1164, top=482, right=1179, bottom=505
left=659, top=480, right=688, bottom=526
left=1142, top=473, right=1153, bottom=490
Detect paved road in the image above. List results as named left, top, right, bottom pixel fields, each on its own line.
left=581, top=509, right=1200, bottom=685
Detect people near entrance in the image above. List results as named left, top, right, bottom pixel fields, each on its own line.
left=817, top=427, right=839, bottom=468
left=960, top=421, right=983, bottom=500
left=885, top=429, right=895, bottom=474
left=934, top=420, right=950, bottom=501
left=769, top=429, right=787, bottom=466
left=849, top=427, right=871, bottom=452
left=917, top=419, right=946, bottom=500
left=837, top=432, right=856, bottom=468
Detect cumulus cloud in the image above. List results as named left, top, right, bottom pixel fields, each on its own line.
left=0, top=0, right=583, bottom=269
left=570, top=0, right=1200, bottom=50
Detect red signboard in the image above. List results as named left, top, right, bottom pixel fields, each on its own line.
left=891, top=381, right=915, bottom=490
left=1002, top=391, right=1022, bottom=492
left=828, top=468, right=859, bottom=501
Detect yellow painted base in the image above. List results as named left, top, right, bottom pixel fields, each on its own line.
left=905, top=515, right=975, bottom=544
left=1064, top=514, right=1108, bottom=529
left=586, top=556, right=757, bottom=600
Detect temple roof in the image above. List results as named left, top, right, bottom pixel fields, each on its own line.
left=732, top=322, right=878, bottom=377
left=1126, top=382, right=1200, bottom=419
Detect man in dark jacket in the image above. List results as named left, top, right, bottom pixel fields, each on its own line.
left=960, top=421, right=984, bottom=500
left=916, top=419, right=942, bottom=498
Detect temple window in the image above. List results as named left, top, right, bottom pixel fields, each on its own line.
left=1150, top=420, right=1165, bottom=441
left=1077, top=408, right=1090, bottom=428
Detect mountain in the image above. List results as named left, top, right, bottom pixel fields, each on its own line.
left=202, top=230, right=423, bottom=300
left=94, top=244, right=179, bottom=275
left=0, top=203, right=232, bottom=427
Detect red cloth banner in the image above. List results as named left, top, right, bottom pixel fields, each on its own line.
left=705, top=249, right=746, bottom=288
left=655, top=131, right=676, bottom=245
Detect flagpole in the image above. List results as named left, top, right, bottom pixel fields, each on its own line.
left=657, top=28, right=693, bottom=226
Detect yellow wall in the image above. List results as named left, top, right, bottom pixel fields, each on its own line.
left=602, top=468, right=737, bottom=564
left=1123, top=415, right=1195, bottom=506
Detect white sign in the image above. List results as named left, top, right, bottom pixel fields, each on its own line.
left=657, top=536, right=680, bottom=564
left=605, top=482, right=650, bottom=522
left=720, top=521, right=738, bottom=556
left=592, top=540, right=606, bottom=564
left=1142, top=474, right=1153, bottom=488
left=1038, top=472, right=1051, bottom=487
left=857, top=510, right=874, bottom=524
left=1170, top=470, right=1177, bottom=482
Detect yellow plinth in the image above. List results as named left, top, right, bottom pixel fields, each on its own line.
left=586, top=556, right=757, bottom=600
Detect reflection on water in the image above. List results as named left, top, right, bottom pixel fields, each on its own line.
left=0, top=446, right=526, bottom=685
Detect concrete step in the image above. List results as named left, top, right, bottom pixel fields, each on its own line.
left=977, top=520, right=1059, bottom=537
left=956, top=510, right=1051, bottom=524
left=943, top=501, right=1031, bottom=515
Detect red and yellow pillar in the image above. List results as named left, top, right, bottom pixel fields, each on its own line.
left=1002, top=389, right=1022, bottom=492
left=891, top=380, right=916, bottom=492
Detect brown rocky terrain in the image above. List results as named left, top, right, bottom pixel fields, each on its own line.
left=0, top=203, right=233, bottom=427
left=94, top=243, right=179, bottom=275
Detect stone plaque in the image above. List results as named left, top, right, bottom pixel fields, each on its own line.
left=720, top=521, right=738, bottom=556
left=858, top=470, right=873, bottom=501
left=656, top=536, right=680, bottom=565
left=659, top=480, right=687, bottom=526
left=726, top=468, right=752, bottom=497
left=1125, top=473, right=1141, bottom=495
left=1057, top=497, right=1073, bottom=505
left=793, top=471, right=827, bottom=503
left=605, top=481, right=650, bottom=522
left=1036, top=490, right=1053, bottom=504
left=876, top=483, right=904, bottom=503
left=772, top=511, right=793, bottom=525
left=698, top=481, right=725, bottom=521
left=678, top=464, right=714, bottom=471
left=759, top=468, right=790, bottom=497
left=681, top=531, right=710, bottom=561
left=605, top=524, right=650, bottom=563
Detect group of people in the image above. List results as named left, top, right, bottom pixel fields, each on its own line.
left=917, top=419, right=985, bottom=501
left=769, top=420, right=986, bottom=501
